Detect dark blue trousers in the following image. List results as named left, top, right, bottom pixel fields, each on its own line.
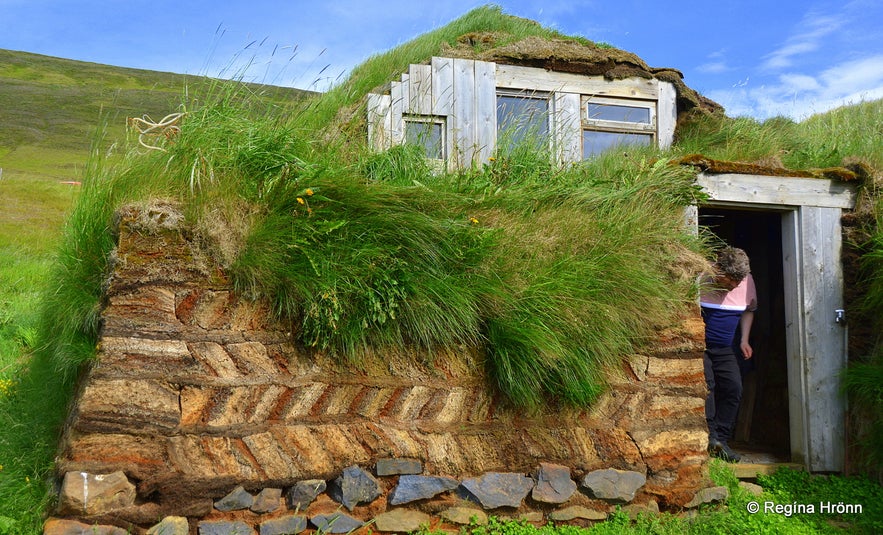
left=704, top=346, right=743, bottom=442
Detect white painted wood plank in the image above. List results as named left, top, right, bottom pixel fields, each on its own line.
left=496, top=64, right=658, bottom=99
left=431, top=57, right=454, bottom=116
left=452, top=58, right=476, bottom=169
left=399, top=74, right=411, bottom=114
left=389, top=81, right=406, bottom=145
left=657, top=81, right=677, bottom=149
left=366, top=93, right=392, bottom=152
left=800, top=206, right=847, bottom=472
left=474, top=60, right=496, bottom=166
left=431, top=57, right=456, bottom=170
left=553, top=92, right=581, bottom=164
left=409, top=64, right=433, bottom=115
left=697, top=173, right=857, bottom=209
left=782, top=209, right=809, bottom=468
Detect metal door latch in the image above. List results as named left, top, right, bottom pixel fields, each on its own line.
left=835, top=309, right=846, bottom=326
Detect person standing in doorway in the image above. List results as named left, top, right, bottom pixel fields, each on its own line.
left=700, top=247, right=757, bottom=463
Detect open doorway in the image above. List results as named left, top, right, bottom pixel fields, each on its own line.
left=699, top=207, right=790, bottom=461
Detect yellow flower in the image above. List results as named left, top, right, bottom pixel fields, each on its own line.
left=297, top=197, right=305, bottom=205
left=470, top=217, right=479, bottom=224
left=489, top=157, right=496, bottom=162
left=305, top=188, right=314, bottom=196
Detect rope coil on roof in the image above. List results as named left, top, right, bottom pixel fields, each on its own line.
left=127, top=113, right=186, bottom=152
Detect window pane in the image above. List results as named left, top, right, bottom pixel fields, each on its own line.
left=582, top=130, right=652, bottom=159
left=405, top=120, right=444, bottom=159
left=587, top=103, right=651, bottom=124
left=497, top=94, right=549, bottom=151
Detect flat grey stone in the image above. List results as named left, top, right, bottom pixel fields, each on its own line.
left=458, top=472, right=534, bottom=509
left=259, top=516, right=307, bottom=535
left=548, top=505, right=607, bottom=522
left=286, top=479, right=326, bottom=512
left=685, top=486, right=729, bottom=508
left=329, top=465, right=381, bottom=511
left=389, top=475, right=459, bottom=505
left=376, top=458, right=423, bottom=476
left=309, top=513, right=363, bottom=534
left=739, top=481, right=763, bottom=496
left=147, top=517, right=189, bottom=535
left=198, top=520, right=256, bottom=535
left=440, top=507, right=488, bottom=525
left=44, top=519, right=128, bottom=535
left=532, top=463, right=576, bottom=504
left=374, top=510, right=432, bottom=532
left=498, top=512, right=544, bottom=523
left=214, top=486, right=254, bottom=512
left=580, top=469, right=646, bottom=503
left=251, top=488, right=282, bottom=514
left=623, top=500, right=660, bottom=519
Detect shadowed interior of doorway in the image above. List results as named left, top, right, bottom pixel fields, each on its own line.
left=700, top=207, right=790, bottom=463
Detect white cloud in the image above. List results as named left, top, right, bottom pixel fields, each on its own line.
left=761, top=12, right=845, bottom=70
left=697, top=61, right=730, bottom=74
left=708, top=54, right=883, bottom=120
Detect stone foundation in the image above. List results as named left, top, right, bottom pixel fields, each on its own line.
left=51, top=202, right=711, bottom=531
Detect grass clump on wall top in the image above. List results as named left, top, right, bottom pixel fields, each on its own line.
left=35, top=76, right=705, bottom=410
left=33, top=6, right=708, bottom=410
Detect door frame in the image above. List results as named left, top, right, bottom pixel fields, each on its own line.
left=691, top=172, right=856, bottom=471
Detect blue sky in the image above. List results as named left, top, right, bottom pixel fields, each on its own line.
left=2, top=0, right=882, bottom=120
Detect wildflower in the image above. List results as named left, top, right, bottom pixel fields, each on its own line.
left=489, top=157, right=496, bottom=162
left=297, top=197, right=305, bottom=205
left=470, top=217, right=479, bottom=224
left=305, top=188, right=314, bottom=196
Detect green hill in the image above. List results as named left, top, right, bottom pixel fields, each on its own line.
left=0, top=49, right=312, bottom=250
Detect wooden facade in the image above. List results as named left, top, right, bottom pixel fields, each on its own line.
left=367, top=57, right=678, bottom=169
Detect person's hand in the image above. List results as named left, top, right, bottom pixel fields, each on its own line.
left=740, top=341, right=753, bottom=359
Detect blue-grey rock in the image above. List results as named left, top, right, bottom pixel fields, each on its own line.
left=259, top=515, right=307, bottom=535
left=532, top=463, right=576, bottom=504
left=376, top=458, right=423, bottom=476
left=329, top=465, right=381, bottom=511
left=309, top=513, right=363, bottom=534
left=389, top=475, right=459, bottom=505
left=580, top=469, right=647, bottom=503
left=214, top=486, right=254, bottom=512
left=251, top=488, right=282, bottom=514
left=458, top=472, right=535, bottom=509
left=198, top=520, right=256, bottom=535
left=286, top=479, right=326, bottom=511
left=374, top=510, right=432, bottom=532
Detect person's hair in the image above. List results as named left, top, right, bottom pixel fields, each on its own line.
left=715, top=247, right=751, bottom=280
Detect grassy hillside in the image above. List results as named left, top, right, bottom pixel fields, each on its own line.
left=0, top=49, right=311, bottom=250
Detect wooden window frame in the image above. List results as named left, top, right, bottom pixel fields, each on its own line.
left=495, top=89, right=553, bottom=152
left=403, top=115, right=447, bottom=163
left=581, top=96, right=657, bottom=158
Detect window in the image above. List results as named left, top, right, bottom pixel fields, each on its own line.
left=582, top=97, right=656, bottom=159
left=404, top=116, right=445, bottom=160
left=496, top=91, right=550, bottom=152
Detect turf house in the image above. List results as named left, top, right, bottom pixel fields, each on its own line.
left=27, top=7, right=881, bottom=534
